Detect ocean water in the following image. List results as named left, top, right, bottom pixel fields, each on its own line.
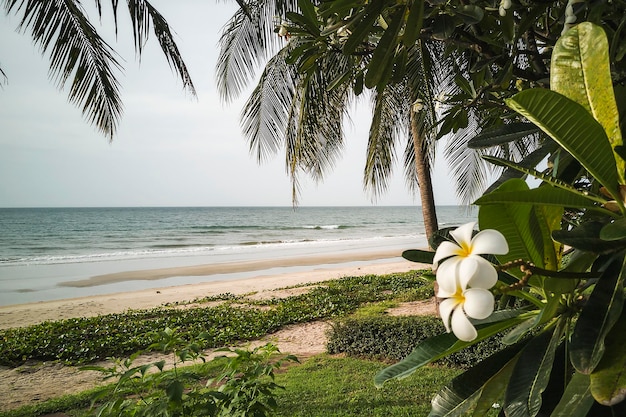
left=0, top=206, right=476, bottom=305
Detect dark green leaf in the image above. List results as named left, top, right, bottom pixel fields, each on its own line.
left=429, top=344, right=524, bottom=417
left=600, top=218, right=626, bottom=241
left=550, top=372, right=594, bottom=417
left=343, top=1, right=385, bottom=54
left=166, top=380, right=184, bottom=403
left=453, top=5, right=484, bottom=25
left=570, top=256, right=625, bottom=374
left=402, top=249, right=434, bottom=264
left=476, top=185, right=603, bottom=211
left=504, top=320, right=566, bottom=417
left=468, top=123, right=540, bottom=149
left=402, top=0, right=424, bottom=47
left=589, top=304, right=626, bottom=405
left=432, top=14, right=456, bottom=40
left=365, top=6, right=405, bottom=88
left=552, top=222, right=626, bottom=254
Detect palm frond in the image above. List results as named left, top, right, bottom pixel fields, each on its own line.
left=122, top=0, right=196, bottom=96
left=4, top=0, right=123, bottom=139
left=365, top=82, right=409, bottom=199
left=241, top=47, right=296, bottom=162
left=216, top=0, right=299, bottom=103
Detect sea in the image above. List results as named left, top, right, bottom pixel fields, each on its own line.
left=0, top=206, right=476, bottom=306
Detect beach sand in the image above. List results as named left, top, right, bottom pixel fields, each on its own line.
left=0, top=256, right=429, bottom=329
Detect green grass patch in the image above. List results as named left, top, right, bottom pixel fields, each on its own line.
left=274, top=355, right=460, bottom=416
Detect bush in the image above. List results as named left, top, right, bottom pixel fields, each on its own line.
left=326, top=316, right=507, bottom=368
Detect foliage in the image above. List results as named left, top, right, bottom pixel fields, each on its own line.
left=1, top=0, right=195, bottom=138
left=83, top=328, right=296, bottom=417
left=327, top=316, right=507, bottom=369
left=0, top=271, right=429, bottom=367
left=375, top=23, right=626, bottom=416
left=0, top=356, right=463, bottom=417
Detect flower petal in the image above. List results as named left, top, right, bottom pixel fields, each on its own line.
left=458, top=257, right=479, bottom=290
left=463, top=288, right=495, bottom=320
left=449, top=222, right=476, bottom=247
left=450, top=306, right=477, bottom=341
left=470, top=229, right=509, bottom=255
left=439, top=298, right=460, bottom=333
left=433, top=241, right=462, bottom=268
left=466, top=256, right=498, bottom=289
left=436, top=258, right=461, bottom=294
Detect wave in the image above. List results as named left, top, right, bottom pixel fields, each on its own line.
left=0, top=234, right=425, bottom=267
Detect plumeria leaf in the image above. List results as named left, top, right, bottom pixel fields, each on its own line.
left=478, top=179, right=554, bottom=274
left=553, top=222, right=626, bottom=254
left=375, top=311, right=525, bottom=387
left=570, top=256, right=625, bottom=374
left=600, top=218, right=626, bottom=241
left=504, top=319, right=566, bottom=417
left=552, top=22, right=624, bottom=183
left=549, top=372, right=594, bottom=417
left=589, top=304, right=626, bottom=406
left=475, top=184, right=607, bottom=212
left=506, top=89, right=621, bottom=205
left=402, top=249, right=434, bottom=264
left=429, top=343, right=525, bottom=417
left=482, top=156, right=607, bottom=205
left=468, top=122, right=540, bottom=149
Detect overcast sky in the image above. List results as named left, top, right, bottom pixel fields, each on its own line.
left=0, top=1, right=459, bottom=208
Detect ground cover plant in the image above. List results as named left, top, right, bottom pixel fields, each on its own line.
left=0, top=271, right=431, bottom=367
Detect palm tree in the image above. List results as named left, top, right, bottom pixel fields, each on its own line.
left=1, top=0, right=195, bottom=140
left=217, top=0, right=451, bottom=243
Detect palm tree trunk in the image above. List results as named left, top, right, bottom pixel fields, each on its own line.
left=410, top=112, right=439, bottom=249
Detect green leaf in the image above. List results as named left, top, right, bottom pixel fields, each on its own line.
left=468, top=122, right=540, bottom=149
left=453, top=5, right=484, bottom=25
left=402, top=249, right=434, bottom=264
left=429, top=344, right=524, bottom=417
left=506, top=89, right=621, bottom=204
left=550, top=372, right=594, bottom=417
left=166, top=380, right=184, bottom=404
left=504, top=319, right=566, bottom=417
left=600, top=218, right=626, bottom=241
left=552, top=22, right=624, bottom=183
left=553, top=221, right=626, bottom=254
left=570, top=256, right=625, bottom=374
left=402, top=0, right=423, bottom=47
left=478, top=180, right=561, bottom=271
left=375, top=312, right=524, bottom=387
left=477, top=181, right=608, bottom=211
left=365, top=6, right=405, bottom=89
left=589, top=304, right=626, bottom=406
left=343, top=1, right=385, bottom=54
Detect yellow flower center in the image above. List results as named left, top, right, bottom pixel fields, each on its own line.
left=455, top=241, right=472, bottom=258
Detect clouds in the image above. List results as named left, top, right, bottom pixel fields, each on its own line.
left=0, top=2, right=457, bottom=208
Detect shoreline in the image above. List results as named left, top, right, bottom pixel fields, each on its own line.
left=0, top=258, right=430, bottom=330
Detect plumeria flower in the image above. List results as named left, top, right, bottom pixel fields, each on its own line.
left=438, top=280, right=495, bottom=341
left=433, top=222, right=508, bottom=294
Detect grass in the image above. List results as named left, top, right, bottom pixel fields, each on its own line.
left=0, top=356, right=461, bottom=417
left=274, top=356, right=460, bottom=417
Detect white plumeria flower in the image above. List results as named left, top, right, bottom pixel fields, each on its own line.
left=433, top=222, right=508, bottom=294
left=438, top=280, right=495, bottom=341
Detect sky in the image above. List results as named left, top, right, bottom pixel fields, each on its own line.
left=0, top=1, right=459, bottom=208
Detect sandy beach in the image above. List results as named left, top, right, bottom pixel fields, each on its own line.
left=0, top=256, right=428, bottom=329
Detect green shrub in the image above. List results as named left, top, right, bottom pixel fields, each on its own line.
left=326, top=316, right=507, bottom=368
